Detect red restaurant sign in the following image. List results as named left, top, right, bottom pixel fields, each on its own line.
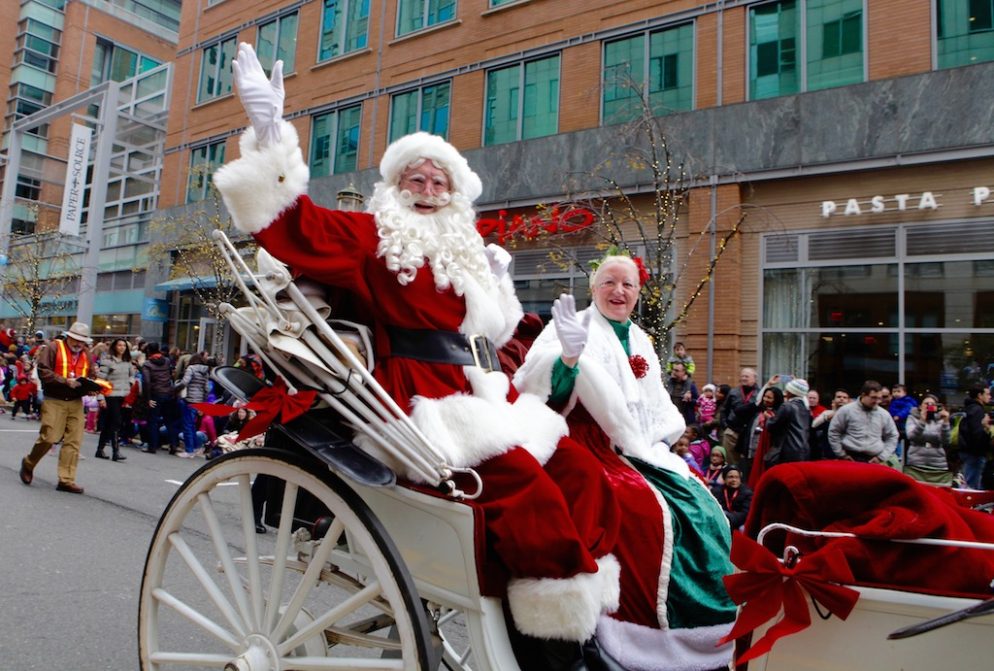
left=477, top=206, right=595, bottom=244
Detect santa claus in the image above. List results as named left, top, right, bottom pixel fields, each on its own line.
left=213, top=43, right=622, bottom=651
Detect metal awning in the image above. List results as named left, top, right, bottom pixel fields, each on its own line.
left=154, top=276, right=220, bottom=292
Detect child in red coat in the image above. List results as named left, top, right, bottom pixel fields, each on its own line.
left=9, top=376, right=38, bottom=419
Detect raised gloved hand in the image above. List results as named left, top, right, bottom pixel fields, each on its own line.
left=231, top=42, right=284, bottom=146
left=552, top=293, right=592, bottom=359
left=484, top=243, right=512, bottom=279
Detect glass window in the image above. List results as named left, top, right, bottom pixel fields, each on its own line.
left=905, top=332, right=994, bottom=404
left=319, top=0, right=370, bottom=60
left=485, top=54, right=559, bottom=145
left=197, top=37, right=237, bottom=103
left=489, top=0, right=518, bottom=5
left=257, top=12, right=298, bottom=75
left=602, top=23, right=693, bottom=125
left=764, top=265, right=898, bottom=330
left=309, top=104, right=362, bottom=177
left=936, top=0, right=994, bottom=68
left=397, top=0, right=456, bottom=37
left=187, top=141, right=226, bottom=203
left=389, top=81, right=450, bottom=141
left=806, top=0, right=863, bottom=90
left=749, top=0, right=798, bottom=99
left=905, top=261, right=994, bottom=329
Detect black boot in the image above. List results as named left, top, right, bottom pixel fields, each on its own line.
left=95, top=445, right=110, bottom=459
left=112, top=438, right=126, bottom=462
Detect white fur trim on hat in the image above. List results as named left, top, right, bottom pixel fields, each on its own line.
left=379, top=132, right=483, bottom=203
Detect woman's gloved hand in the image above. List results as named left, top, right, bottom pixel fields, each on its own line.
left=552, top=293, right=592, bottom=359
left=231, top=42, right=285, bottom=146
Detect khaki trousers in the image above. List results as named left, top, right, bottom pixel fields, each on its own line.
left=721, top=428, right=740, bottom=465
left=25, top=397, right=84, bottom=485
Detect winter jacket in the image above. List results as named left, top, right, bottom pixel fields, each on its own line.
left=35, top=342, right=93, bottom=401
left=98, top=355, right=134, bottom=398
left=711, top=482, right=753, bottom=529
left=828, top=400, right=899, bottom=460
left=722, top=384, right=759, bottom=433
left=959, top=397, right=991, bottom=456
left=765, top=396, right=811, bottom=465
left=141, top=354, right=175, bottom=400
left=889, top=395, right=918, bottom=433
left=176, top=363, right=211, bottom=404
left=905, top=408, right=951, bottom=471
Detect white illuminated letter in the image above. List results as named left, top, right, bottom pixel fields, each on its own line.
left=844, top=198, right=861, bottom=216
left=821, top=201, right=837, bottom=218
left=918, top=192, right=938, bottom=210
left=974, top=186, right=991, bottom=206
left=870, top=195, right=886, bottom=213
left=894, top=194, right=910, bottom=210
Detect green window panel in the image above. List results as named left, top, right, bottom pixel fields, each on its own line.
left=320, top=0, right=370, bottom=60
left=397, top=0, right=456, bottom=37
left=749, top=0, right=799, bottom=99
left=389, top=82, right=450, bottom=142
left=602, top=23, right=692, bottom=125
left=257, top=12, right=298, bottom=75
left=309, top=104, right=363, bottom=177
left=806, top=0, right=863, bottom=91
left=197, top=37, right=237, bottom=103
left=936, top=0, right=994, bottom=68
left=187, top=141, right=226, bottom=203
left=485, top=55, right=559, bottom=145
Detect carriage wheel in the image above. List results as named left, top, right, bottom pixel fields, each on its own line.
left=139, top=449, right=435, bottom=670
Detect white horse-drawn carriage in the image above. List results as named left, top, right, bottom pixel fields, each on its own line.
left=137, top=232, right=994, bottom=671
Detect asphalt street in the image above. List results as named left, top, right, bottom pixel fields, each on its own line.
left=0, top=418, right=207, bottom=669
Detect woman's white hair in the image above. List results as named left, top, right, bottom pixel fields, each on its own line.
left=589, top=255, right=640, bottom=290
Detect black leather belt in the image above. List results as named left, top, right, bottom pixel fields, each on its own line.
left=387, top=326, right=501, bottom=372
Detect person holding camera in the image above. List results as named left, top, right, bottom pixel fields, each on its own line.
left=903, top=394, right=952, bottom=485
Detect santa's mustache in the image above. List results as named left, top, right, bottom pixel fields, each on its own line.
left=397, top=189, right=452, bottom=209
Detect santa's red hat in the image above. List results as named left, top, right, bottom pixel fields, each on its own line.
left=379, top=132, right=482, bottom=202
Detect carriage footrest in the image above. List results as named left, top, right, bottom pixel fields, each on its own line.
left=212, top=366, right=395, bottom=487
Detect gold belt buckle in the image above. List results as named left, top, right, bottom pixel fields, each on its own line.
left=469, top=334, right=496, bottom=372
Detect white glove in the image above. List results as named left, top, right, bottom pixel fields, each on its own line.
left=552, top=293, right=592, bottom=359
left=232, top=42, right=284, bottom=146
left=484, top=243, right=512, bottom=279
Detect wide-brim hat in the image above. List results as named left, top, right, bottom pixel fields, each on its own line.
left=379, top=132, right=483, bottom=203
left=63, top=321, right=93, bottom=345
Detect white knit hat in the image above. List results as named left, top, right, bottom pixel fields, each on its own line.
left=379, top=132, right=483, bottom=202
left=785, top=378, right=809, bottom=397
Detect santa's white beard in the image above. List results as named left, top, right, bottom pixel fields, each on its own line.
left=368, top=183, right=494, bottom=295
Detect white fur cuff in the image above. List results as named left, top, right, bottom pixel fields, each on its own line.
left=597, top=554, right=621, bottom=614
left=212, top=120, right=309, bottom=234
left=507, top=570, right=603, bottom=642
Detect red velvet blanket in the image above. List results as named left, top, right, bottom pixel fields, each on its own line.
left=744, top=462, right=994, bottom=599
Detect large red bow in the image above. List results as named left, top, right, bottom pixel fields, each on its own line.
left=718, top=531, right=860, bottom=664
left=193, top=377, right=317, bottom=442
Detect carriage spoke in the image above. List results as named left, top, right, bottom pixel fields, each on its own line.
left=278, top=580, right=382, bottom=655
left=148, top=651, right=232, bottom=666
left=168, top=533, right=247, bottom=638
left=271, top=517, right=345, bottom=641
left=197, top=491, right=258, bottom=632
left=151, top=588, right=241, bottom=649
left=236, top=474, right=265, bottom=628
left=271, top=657, right=403, bottom=670
left=264, top=480, right=299, bottom=632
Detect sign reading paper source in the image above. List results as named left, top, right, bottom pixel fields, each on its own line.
left=59, top=123, right=92, bottom=236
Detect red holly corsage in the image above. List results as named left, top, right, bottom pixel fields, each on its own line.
left=629, top=354, right=649, bottom=379
left=632, top=256, right=650, bottom=285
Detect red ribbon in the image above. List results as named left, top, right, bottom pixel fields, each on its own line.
left=718, top=532, right=860, bottom=664
left=192, top=377, right=317, bottom=442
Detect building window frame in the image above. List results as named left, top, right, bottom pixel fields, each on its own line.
left=309, top=104, right=363, bottom=177
left=388, top=81, right=451, bottom=142
left=197, top=36, right=237, bottom=103
left=256, top=11, right=298, bottom=76
left=483, top=53, right=561, bottom=146
left=319, top=0, right=370, bottom=61
left=396, top=0, right=457, bottom=38
left=601, top=21, right=695, bottom=126
left=935, top=0, right=994, bottom=69
left=186, top=140, right=226, bottom=203
left=746, top=0, right=865, bottom=100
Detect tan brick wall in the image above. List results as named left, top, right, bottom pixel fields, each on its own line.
left=868, top=0, right=932, bottom=79
left=695, top=12, right=717, bottom=108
